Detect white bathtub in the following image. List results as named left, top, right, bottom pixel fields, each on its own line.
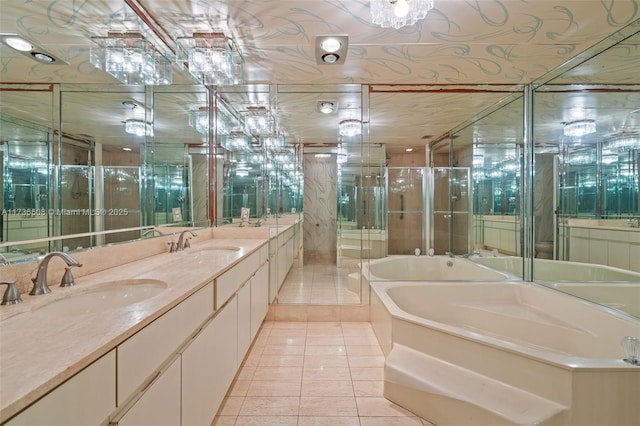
left=370, top=281, right=640, bottom=426
left=471, top=256, right=640, bottom=317
left=364, top=255, right=514, bottom=281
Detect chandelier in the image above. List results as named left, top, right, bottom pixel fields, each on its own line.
left=90, top=32, right=172, bottom=85
left=370, top=0, right=435, bottom=29
left=339, top=119, right=362, bottom=137
left=176, top=32, right=243, bottom=85
left=124, top=119, right=153, bottom=137
left=188, top=107, right=229, bottom=135
left=221, top=130, right=250, bottom=152
left=563, top=119, right=596, bottom=137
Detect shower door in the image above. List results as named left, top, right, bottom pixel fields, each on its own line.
left=429, top=167, right=471, bottom=255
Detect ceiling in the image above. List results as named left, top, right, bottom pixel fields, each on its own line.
left=1, top=0, right=639, bottom=156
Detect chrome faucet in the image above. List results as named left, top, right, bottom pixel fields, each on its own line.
left=30, top=252, right=83, bottom=295
left=0, top=255, right=22, bottom=305
left=142, top=229, right=164, bottom=237
left=173, top=230, right=198, bottom=252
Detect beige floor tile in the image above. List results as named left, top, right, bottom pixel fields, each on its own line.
left=211, top=415, right=237, bottom=425
left=352, top=380, right=385, bottom=397
left=234, top=415, right=298, bottom=425
left=271, top=321, right=308, bottom=330
left=258, top=354, right=304, bottom=367
left=359, top=417, right=427, bottom=425
left=297, top=416, right=360, bottom=426
left=299, top=396, right=358, bottom=416
left=252, top=366, right=303, bottom=381
left=347, top=355, right=385, bottom=368
left=355, top=397, right=416, bottom=417
left=236, top=365, right=257, bottom=380
left=346, top=345, right=384, bottom=356
left=269, top=327, right=308, bottom=337
left=265, top=335, right=307, bottom=346
left=301, top=380, right=354, bottom=397
left=306, top=335, right=345, bottom=346
left=305, top=345, right=347, bottom=356
left=262, top=344, right=306, bottom=356
left=239, top=396, right=300, bottom=416
left=344, top=334, right=381, bottom=345
left=350, top=367, right=385, bottom=381
left=246, top=380, right=302, bottom=397
left=303, top=366, right=352, bottom=381
left=227, top=379, right=251, bottom=397
left=304, top=354, right=350, bottom=368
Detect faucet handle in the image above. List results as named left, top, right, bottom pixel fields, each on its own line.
left=168, top=241, right=177, bottom=253
left=60, top=266, right=78, bottom=287
left=0, top=280, right=22, bottom=305
left=184, top=238, right=191, bottom=249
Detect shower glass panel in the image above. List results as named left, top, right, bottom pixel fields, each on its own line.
left=431, top=167, right=471, bottom=255
left=2, top=141, right=51, bottom=255
left=154, top=164, right=189, bottom=226
left=58, top=165, right=92, bottom=251
left=387, top=167, right=424, bottom=255
left=103, top=166, right=141, bottom=242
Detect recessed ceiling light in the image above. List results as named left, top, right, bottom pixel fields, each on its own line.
left=31, top=52, right=55, bottom=63
left=405, top=148, right=413, bottom=152
left=320, top=38, right=341, bottom=53
left=4, top=36, right=32, bottom=51
left=318, top=101, right=337, bottom=114
left=122, top=147, right=133, bottom=152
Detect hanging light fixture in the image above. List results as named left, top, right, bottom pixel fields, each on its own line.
left=176, top=32, right=243, bottom=85
left=221, top=130, right=250, bottom=152
left=243, top=106, right=273, bottom=136
left=370, top=0, right=435, bottom=29
left=563, top=119, right=596, bottom=137
left=90, top=32, right=172, bottom=85
left=339, top=119, right=362, bottom=137
left=124, top=119, right=153, bottom=137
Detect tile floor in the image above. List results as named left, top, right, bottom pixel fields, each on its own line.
left=213, top=256, right=433, bottom=424
left=213, top=321, right=434, bottom=425
left=276, top=257, right=362, bottom=305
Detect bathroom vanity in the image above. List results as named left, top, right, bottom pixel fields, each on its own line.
left=0, top=223, right=299, bottom=425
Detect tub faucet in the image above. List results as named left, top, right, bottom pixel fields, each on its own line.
left=621, top=336, right=639, bottom=365
left=142, top=229, right=164, bottom=237
left=175, top=230, right=198, bottom=251
left=30, top=252, right=83, bottom=295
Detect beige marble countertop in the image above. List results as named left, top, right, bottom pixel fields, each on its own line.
left=0, top=236, right=267, bottom=422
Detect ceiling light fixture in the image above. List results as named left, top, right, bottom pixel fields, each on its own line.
left=370, top=0, right=435, bottom=29
left=315, top=35, right=349, bottom=65
left=339, top=119, right=362, bottom=137
left=124, top=119, right=153, bottom=137
left=90, top=32, right=172, bottom=85
left=176, top=32, right=243, bottom=85
left=0, top=33, right=65, bottom=64
left=221, top=130, right=250, bottom=152
left=318, top=101, right=338, bottom=114
left=563, top=119, right=596, bottom=137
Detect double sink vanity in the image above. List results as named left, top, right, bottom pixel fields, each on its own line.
left=0, top=220, right=301, bottom=425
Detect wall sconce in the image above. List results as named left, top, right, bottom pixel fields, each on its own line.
left=563, top=119, right=596, bottom=137
left=124, top=119, right=153, bottom=137
left=315, top=35, right=348, bottom=65
left=0, top=33, right=65, bottom=64
left=339, top=119, right=362, bottom=137
left=90, top=32, right=172, bottom=85
left=176, top=32, right=243, bottom=85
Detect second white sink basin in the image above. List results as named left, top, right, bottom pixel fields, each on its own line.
left=34, top=279, right=168, bottom=316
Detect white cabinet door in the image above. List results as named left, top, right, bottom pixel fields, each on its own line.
left=113, top=355, right=181, bottom=426
left=250, top=262, right=269, bottom=340
left=237, top=281, right=251, bottom=364
left=182, top=296, right=238, bottom=426
left=5, top=350, right=116, bottom=426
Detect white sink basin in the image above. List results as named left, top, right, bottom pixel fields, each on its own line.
left=34, top=279, right=168, bottom=316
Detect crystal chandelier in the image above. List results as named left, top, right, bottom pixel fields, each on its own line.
left=221, top=130, right=250, bottom=152
left=262, top=132, right=285, bottom=151
left=339, top=119, right=362, bottom=137
left=370, top=0, right=435, bottom=29
left=243, top=106, right=273, bottom=136
left=176, top=32, right=243, bottom=85
left=563, top=119, right=596, bottom=137
left=188, top=107, right=229, bottom=135
left=90, top=32, right=172, bottom=85
left=124, top=119, right=153, bottom=137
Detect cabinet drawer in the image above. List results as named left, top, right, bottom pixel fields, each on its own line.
left=5, top=350, right=116, bottom=426
left=215, top=251, right=260, bottom=309
left=117, top=283, right=213, bottom=405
